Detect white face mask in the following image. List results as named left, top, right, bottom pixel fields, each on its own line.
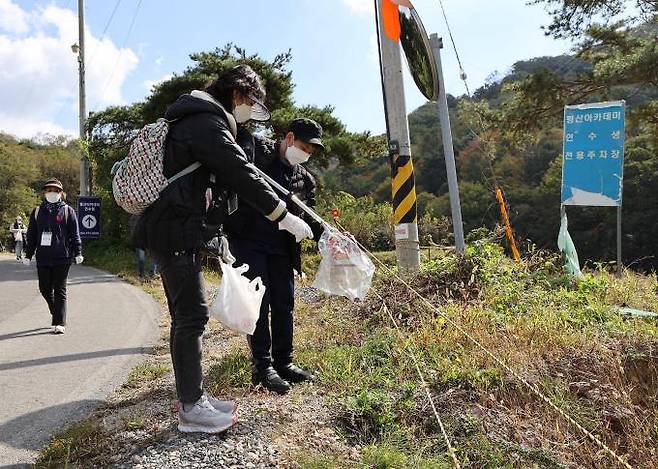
left=233, top=103, right=252, bottom=124
left=45, top=192, right=62, bottom=203
left=284, top=145, right=311, bottom=166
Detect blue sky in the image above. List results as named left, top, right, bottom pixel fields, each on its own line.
left=0, top=0, right=573, bottom=138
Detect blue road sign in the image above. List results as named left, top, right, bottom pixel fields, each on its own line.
left=78, top=196, right=101, bottom=238
left=561, top=101, right=625, bottom=206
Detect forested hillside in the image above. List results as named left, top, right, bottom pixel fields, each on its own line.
left=323, top=41, right=658, bottom=268
left=0, top=134, right=79, bottom=241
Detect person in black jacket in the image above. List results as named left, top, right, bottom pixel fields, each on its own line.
left=134, top=65, right=313, bottom=434
left=226, top=118, right=325, bottom=394
left=24, top=178, right=83, bottom=335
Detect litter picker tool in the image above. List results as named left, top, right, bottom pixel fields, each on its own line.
left=251, top=164, right=375, bottom=301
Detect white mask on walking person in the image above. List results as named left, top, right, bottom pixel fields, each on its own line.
left=45, top=192, right=62, bottom=204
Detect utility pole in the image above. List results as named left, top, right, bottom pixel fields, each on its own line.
left=76, top=0, right=90, bottom=196
left=430, top=34, right=465, bottom=253
left=375, top=0, right=420, bottom=273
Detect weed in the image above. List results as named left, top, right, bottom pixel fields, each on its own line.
left=36, top=417, right=108, bottom=467
left=206, top=350, right=252, bottom=392
left=124, top=362, right=170, bottom=389
left=123, top=412, right=147, bottom=431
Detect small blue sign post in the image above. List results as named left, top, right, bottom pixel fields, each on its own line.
left=78, top=196, right=101, bottom=239
left=561, top=100, right=625, bottom=275
left=561, top=101, right=625, bottom=206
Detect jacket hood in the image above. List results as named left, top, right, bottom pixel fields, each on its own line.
left=164, top=91, right=237, bottom=136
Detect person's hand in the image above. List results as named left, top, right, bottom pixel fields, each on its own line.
left=75, top=255, right=84, bottom=265
left=219, top=236, right=236, bottom=264
left=22, top=258, right=30, bottom=266
left=278, top=213, right=313, bottom=243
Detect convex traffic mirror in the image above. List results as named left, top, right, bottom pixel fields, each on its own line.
left=399, top=4, right=439, bottom=101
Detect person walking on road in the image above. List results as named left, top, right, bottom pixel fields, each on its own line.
left=227, top=118, right=325, bottom=394
left=24, top=178, right=83, bottom=335
left=133, top=64, right=313, bottom=434
left=10, top=216, right=27, bottom=260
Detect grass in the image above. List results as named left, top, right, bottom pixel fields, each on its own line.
left=292, top=240, right=658, bottom=467
left=123, top=362, right=170, bottom=389
left=36, top=417, right=108, bottom=467
left=38, top=237, right=658, bottom=467
left=206, top=350, right=253, bottom=393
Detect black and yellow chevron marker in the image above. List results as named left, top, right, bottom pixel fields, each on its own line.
left=389, top=141, right=417, bottom=225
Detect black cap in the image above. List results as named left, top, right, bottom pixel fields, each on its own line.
left=42, top=178, right=63, bottom=191
left=289, top=118, right=324, bottom=150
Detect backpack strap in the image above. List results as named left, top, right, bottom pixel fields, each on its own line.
left=163, top=162, right=203, bottom=189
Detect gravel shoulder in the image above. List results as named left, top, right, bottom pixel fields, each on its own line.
left=37, top=279, right=358, bottom=468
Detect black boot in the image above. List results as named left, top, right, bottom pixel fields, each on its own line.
left=252, top=366, right=290, bottom=395
left=275, top=363, right=315, bottom=384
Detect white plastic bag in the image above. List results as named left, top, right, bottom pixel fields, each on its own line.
left=557, top=211, right=583, bottom=279
left=312, top=230, right=375, bottom=301
left=210, top=262, right=265, bottom=335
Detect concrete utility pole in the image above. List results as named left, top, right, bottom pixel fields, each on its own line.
left=430, top=34, right=465, bottom=253
left=76, top=0, right=90, bottom=196
left=375, top=0, right=420, bottom=273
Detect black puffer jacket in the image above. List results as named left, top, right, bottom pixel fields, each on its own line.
left=225, top=129, right=324, bottom=273
left=133, top=91, right=287, bottom=255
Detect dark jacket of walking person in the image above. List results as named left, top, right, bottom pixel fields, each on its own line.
left=24, top=178, right=82, bottom=334
left=132, top=65, right=313, bottom=434
left=225, top=118, right=325, bottom=394
left=10, top=216, right=27, bottom=260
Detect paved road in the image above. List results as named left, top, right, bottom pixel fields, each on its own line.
left=0, top=255, right=160, bottom=467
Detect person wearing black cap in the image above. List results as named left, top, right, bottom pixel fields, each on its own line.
left=226, top=118, right=325, bottom=394
left=24, top=178, right=83, bottom=335
left=133, top=64, right=313, bottom=433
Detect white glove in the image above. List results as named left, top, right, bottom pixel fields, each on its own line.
left=219, top=236, right=236, bottom=264
left=22, top=258, right=31, bottom=266
left=75, top=255, right=84, bottom=265
left=278, top=213, right=313, bottom=243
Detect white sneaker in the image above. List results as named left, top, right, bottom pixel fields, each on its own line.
left=178, top=395, right=238, bottom=433
left=53, top=326, right=65, bottom=334
left=205, top=393, right=237, bottom=414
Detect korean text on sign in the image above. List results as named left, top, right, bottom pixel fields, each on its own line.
left=561, top=101, right=625, bottom=207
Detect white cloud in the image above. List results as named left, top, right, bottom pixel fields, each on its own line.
left=0, top=0, right=29, bottom=35
left=342, top=0, right=374, bottom=16
left=144, top=73, right=173, bottom=92
left=0, top=1, right=139, bottom=139
left=155, top=56, right=164, bottom=66
left=0, top=114, right=74, bottom=139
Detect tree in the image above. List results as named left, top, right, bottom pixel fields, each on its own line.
left=87, top=44, right=385, bottom=243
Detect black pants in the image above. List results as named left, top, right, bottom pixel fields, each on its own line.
left=231, top=240, right=295, bottom=371
left=158, top=251, right=208, bottom=404
left=37, top=264, right=71, bottom=326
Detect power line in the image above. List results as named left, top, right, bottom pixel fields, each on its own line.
left=437, top=0, right=470, bottom=96
left=96, top=0, right=143, bottom=109
left=87, top=0, right=123, bottom=68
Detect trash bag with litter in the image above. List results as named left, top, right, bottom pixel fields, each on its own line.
left=210, top=261, right=265, bottom=335
left=312, top=229, right=375, bottom=301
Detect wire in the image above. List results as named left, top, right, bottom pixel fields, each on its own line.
left=334, top=220, right=634, bottom=469
left=86, top=0, right=123, bottom=68
left=373, top=294, right=461, bottom=468
left=437, top=0, right=470, bottom=97
left=96, top=0, right=143, bottom=108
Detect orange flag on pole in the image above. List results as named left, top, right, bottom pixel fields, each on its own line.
left=381, top=0, right=401, bottom=41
